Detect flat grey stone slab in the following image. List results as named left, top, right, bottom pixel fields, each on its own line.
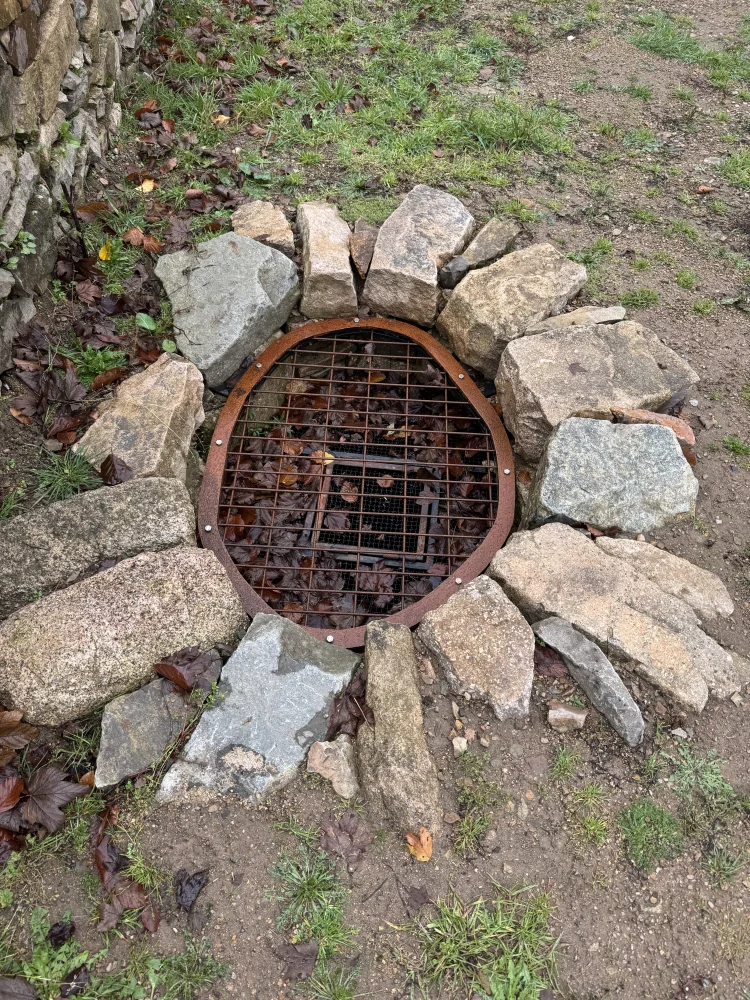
left=158, top=614, right=359, bottom=803
left=533, top=617, right=644, bottom=746
left=526, top=417, right=699, bottom=533
left=155, top=233, right=299, bottom=387
left=0, top=477, right=195, bottom=619
left=95, top=679, right=192, bottom=789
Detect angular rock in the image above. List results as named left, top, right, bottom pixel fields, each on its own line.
left=7, top=7, right=40, bottom=72
left=2, top=152, right=38, bottom=244
left=307, top=735, right=360, bottom=799
left=350, top=219, right=378, bottom=280
left=611, top=406, right=696, bottom=463
left=297, top=201, right=357, bottom=319
left=231, top=200, right=295, bottom=257
left=0, top=548, right=247, bottom=725
left=462, top=218, right=519, bottom=268
left=95, top=679, right=192, bottom=789
left=489, top=523, right=741, bottom=710
left=0, top=270, right=13, bottom=301
left=13, top=184, right=57, bottom=294
left=497, top=321, right=697, bottom=461
left=7, top=0, right=77, bottom=132
left=157, top=614, right=359, bottom=803
left=363, top=185, right=474, bottom=327
left=155, top=234, right=299, bottom=387
left=533, top=616, right=644, bottom=746
left=76, top=353, right=204, bottom=481
left=0, top=145, right=17, bottom=219
left=417, top=575, right=534, bottom=721
left=357, top=622, right=442, bottom=835
left=0, top=295, right=35, bottom=373
left=547, top=700, right=587, bottom=733
left=525, top=418, right=699, bottom=533
left=527, top=304, right=625, bottom=333
left=0, top=477, right=196, bottom=619
left=594, top=537, right=733, bottom=623
left=437, top=244, right=587, bottom=378
left=0, top=0, right=21, bottom=30
left=438, top=256, right=470, bottom=289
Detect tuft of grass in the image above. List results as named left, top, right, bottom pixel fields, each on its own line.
left=629, top=12, right=750, bottom=88
left=721, top=151, right=750, bottom=188
left=269, top=846, right=353, bottom=961
left=664, top=744, right=738, bottom=835
left=667, top=219, right=700, bottom=242
left=569, top=237, right=613, bottom=267
left=453, top=752, right=497, bottom=857
left=305, top=966, right=359, bottom=1000
left=675, top=269, right=697, bottom=289
left=702, top=846, right=747, bottom=887
left=642, top=753, right=661, bottom=784
left=497, top=198, right=541, bottom=225
left=414, top=886, right=557, bottom=998
left=693, top=299, right=715, bottom=317
left=631, top=257, right=650, bottom=272
left=573, top=783, right=605, bottom=810
left=0, top=482, right=25, bottom=520
left=632, top=207, right=658, bottom=223
left=275, top=814, right=321, bottom=846
left=551, top=748, right=581, bottom=782
left=620, top=288, right=660, bottom=308
left=723, top=434, right=750, bottom=455
left=623, top=127, right=661, bottom=152
left=577, top=815, right=608, bottom=845
left=617, top=799, right=684, bottom=871
left=338, top=196, right=400, bottom=225
left=35, top=450, right=102, bottom=504
left=624, top=81, right=653, bottom=100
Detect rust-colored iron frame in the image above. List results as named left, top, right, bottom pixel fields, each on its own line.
left=199, top=317, right=515, bottom=648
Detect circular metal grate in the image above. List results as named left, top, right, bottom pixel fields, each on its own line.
left=199, top=318, right=515, bottom=647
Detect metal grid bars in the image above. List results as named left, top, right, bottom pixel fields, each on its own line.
left=199, top=319, right=515, bottom=648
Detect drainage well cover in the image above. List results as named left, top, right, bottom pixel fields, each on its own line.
left=200, top=318, right=514, bottom=647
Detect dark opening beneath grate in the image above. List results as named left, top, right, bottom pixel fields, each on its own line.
left=211, top=325, right=505, bottom=634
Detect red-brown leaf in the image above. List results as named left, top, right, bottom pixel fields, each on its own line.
left=20, top=767, right=89, bottom=835
left=89, top=366, right=128, bottom=393
left=0, top=777, right=23, bottom=815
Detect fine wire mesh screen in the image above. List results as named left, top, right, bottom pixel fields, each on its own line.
left=217, top=327, right=500, bottom=631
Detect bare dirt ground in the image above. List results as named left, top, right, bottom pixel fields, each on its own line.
left=2, top=0, right=750, bottom=996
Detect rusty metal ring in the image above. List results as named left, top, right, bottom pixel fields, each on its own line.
left=199, top=317, right=515, bottom=647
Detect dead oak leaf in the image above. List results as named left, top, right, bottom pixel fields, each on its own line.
left=319, top=808, right=372, bottom=866
left=20, top=766, right=89, bottom=835
left=340, top=481, right=358, bottom=504
left=405, top=827, right=432, bottom=862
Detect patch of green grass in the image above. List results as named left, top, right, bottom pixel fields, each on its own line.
left=667, top=219, right=700, bottom=242
left=305, top=966, right=359, bottom=1000
left=675, top=269, right=697, bottom=289
left=2, top=907, right=89, bottom=1000
left=35, top=450, right=102, bottom=504
left=629, top=12, right=750, bottom=87
left=631, top=257, right=650, bottom=271
left=624, top=81, right=653, bottom=100
left=573, top=783, right=606, bottom=810
left=577, top=814, right=608, bottom=845
left=55, top=338, right=128, bottom=388
left=595, top=120, right=620, bottom=139
left=620, top=288, right=660, bottom=308
left=414, top=886, right=557, bottom=998
left=617, top=799, right=684, bottom=871
left=338, top=196, right=400, bottom=225
left=573, top=79, right=596, bottom=93
left=453, top=752, right=497, bottom=857
left=671, top=85, right=694, bottom=101
left=723, top=435, right=750, bottom=456
left=720, top=150, right=750, bottom=189
left=497, top=198, right=542, bottom=224
left=569, top=237, right=613, bottom=268
left=551, top=748, right=581, bottom=782
left=632, top=207, right=658, bottom=223
left=269, top=846, right=353, bottom=961
left=275, top=814, right=321, bottom=846
left=742, top=383, right=750, bottom=405
left=0, top=482, right=25, bottom=520
left=693, top=298, right=715, bottom=317
left=702, top=846, right=747, bottom=887
left=664, top=743, right=738, bottom=834
left=81, top=228, right=142, bottom=294
left=642, top=753, right=661, bottom=784
left=52, top=717, right=100, bottom=773
left=623, top=127, right=661, bottom=152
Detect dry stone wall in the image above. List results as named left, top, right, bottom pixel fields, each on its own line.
left=0, top=0, right=152, bottom=352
